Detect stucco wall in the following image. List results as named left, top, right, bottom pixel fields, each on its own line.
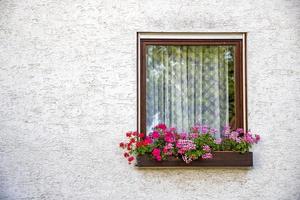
left=0, top=0, right=299, bottom=199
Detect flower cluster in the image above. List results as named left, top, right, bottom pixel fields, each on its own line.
left=176, top=139, right=196, bottom=154
left=217, top=126, right=261, bottom=153
left=119, top=131, right=152, bottom=164
left=119, top=123, right=261, bottom=164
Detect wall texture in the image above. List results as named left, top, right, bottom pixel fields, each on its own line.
left=0, top=0, right=299, bottom=199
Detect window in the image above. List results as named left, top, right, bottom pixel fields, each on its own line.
left=137, top=33, right=247, bottom=138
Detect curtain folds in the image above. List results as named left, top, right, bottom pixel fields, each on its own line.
left=146, top=45, right=235, bottom=137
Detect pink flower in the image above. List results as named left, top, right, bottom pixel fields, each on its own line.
left=191, top=125, right=201, bottom=133
left=236, top=128, right=244, bottom=133
left=202, top=145, right=211, bottom=152
left=255, top=134, right=261, bottom=143
left=229, top=131, right=239, bottom=140
left=182, top=155, right=193, bottom=163
left=152, top=131, right=160, bottom=139
left=178, top=149, right=185, bottom=154
left=155, top=123, right=167, bottom=130
left=235, top=137, right=242, bottom=143
left=223, top=125, right=231, bottom=136
left=190, top=133, right=199, bottom=139
left=164, top=132, right=175, bottom=143
left=152, top=148, right=161, bottom=157
left=244, top=133, right=254, bottom=144
left=180, top=132, right=188, bottom=139
left=165, top=143, right=173, bottom=149
left=165, top=136, right=173, bottom=143
left=201, top=125, right=208, bottom=134
left=176, top=139, right=196, bottom=154
left=169, top=127, right=177, bottom=132
left=214, top=138, right=222, bottom=144
left=210, top=128, right=217, bottom=134
left=202, top=153, right=213, bottom=159
left=156, top=155, right=162, bottom=161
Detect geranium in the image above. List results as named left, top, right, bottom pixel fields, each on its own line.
left=190, top=133, right=198, bottom=139
left=191, top=125, right=201, bottom=133
left=220, top=127, right=261, bottom=153
left=210, top=128, right=217, bottom=135
left=130, top=138, right=136, bottom=143
left=152, top=130, right=160, bottom=139
left=152, top=148, right=162, bottom=161
left=176, top=139, right=196, bottom=154
left=214, top=138, right=222, bottom=144
left=169, top=127, right=177, bottom=132
left=180, top=132, right=188, bottom=139
left=202, top=145, right=211, bottom=152
left=222, top=125, right=231, bottom=136
left=255, top=134, right=260, bottom=143
left=155, top=123, right=167, bottom=130
left=126, top=132, right=132, bottom=137
left=143, top=137, right=153, bottom=145
left=201, top=125, right=208, bottom=134
left=202, top=153, right=213, bottom=159
left=229, top=131, right=239, bottom=141
left=152, top=148, right=161, bottom=157
left=128, top=156, right=134, bottom=164
left=164, top=132, right=175, bottom=143
left=156, top=155, right=162, bottom=161
left=119, top=142, right=125, bottom=148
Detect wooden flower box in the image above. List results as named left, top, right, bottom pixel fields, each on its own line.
left=136, top=151, right=253, bottom=168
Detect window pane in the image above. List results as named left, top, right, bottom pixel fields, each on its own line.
left=146, top=45, right=235, bottom=137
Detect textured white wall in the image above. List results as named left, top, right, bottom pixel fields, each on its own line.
left=0, top=0, right=299, bottom=199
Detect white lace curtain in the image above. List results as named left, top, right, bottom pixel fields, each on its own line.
left=146, top=45, right=235, bottom=137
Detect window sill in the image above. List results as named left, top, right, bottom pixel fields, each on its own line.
left=135, top=151, right=253, bottom=168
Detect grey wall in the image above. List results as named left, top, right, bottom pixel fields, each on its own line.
left=0, top=0, right=299, bottom=199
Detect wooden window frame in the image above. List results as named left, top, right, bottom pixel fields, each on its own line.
left=137, top=32, right=247, bottom=136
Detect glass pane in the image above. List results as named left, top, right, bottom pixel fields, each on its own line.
left=146, top=45, right=235, bottom=137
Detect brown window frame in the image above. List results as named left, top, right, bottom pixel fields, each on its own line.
left=137, top=35, right=247, bottom=136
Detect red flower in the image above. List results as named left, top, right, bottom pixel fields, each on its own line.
left=132, top=132, right=137, bottom=136
left=139, top=133, right=145, bottom=138
left=130, top=138, right=136, bottom=143
left=155, top=123, right=167, bottom=130
left=126, top=132, right=132, bottom=137
left=136, top=141, right=143, bottom=148
left=119, top=142, right=125, bottom=148
left=143, top=137, right=153, bottom=145
left=124, top=152, right=129, bottom=158
left=128, top=156, right=134, bottom=163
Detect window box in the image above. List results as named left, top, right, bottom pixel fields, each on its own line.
left=136, top=151, right=253, bottom=167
